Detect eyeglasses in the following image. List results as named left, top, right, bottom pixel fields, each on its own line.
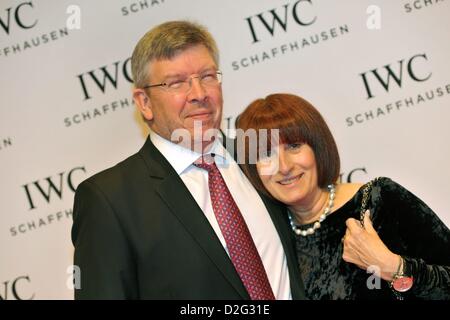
left=143, top=71, right=222, bottom=94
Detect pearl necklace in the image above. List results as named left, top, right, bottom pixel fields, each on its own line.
left=288, top=184, right=336, bottom=237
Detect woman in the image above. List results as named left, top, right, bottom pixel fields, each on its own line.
left=236, top=93, right=450, bottom=300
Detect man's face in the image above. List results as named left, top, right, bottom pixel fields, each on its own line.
left=135, top=45, right=223, bottom=149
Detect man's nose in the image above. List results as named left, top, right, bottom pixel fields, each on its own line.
left=187, top=77, right=207, bottom=103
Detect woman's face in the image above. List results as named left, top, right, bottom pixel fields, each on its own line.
left=256, top=143, right=319, bottom=206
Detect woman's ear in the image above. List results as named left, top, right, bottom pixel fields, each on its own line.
left=133, top=89, right=153, bottom=121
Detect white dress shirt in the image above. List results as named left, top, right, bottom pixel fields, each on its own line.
left=149, top=130, right=292, bottom=300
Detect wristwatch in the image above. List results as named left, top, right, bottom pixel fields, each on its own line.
left=390, top=256, right=414, bottom=293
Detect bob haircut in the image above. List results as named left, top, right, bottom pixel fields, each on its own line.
left=236, top=93, right=340, bottom=196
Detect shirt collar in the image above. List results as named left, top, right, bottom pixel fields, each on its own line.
left=149, top=129, right=231, bottom=175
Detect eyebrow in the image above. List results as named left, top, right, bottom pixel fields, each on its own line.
left=159, top=73, right=184, bottom=82
left=162, top=67, right=217, bottom=80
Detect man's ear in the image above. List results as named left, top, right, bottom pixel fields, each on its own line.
left=133, top=88, right=153, bottom=121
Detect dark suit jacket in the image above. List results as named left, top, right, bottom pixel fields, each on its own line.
left=72, top=137, right=306, bottom=299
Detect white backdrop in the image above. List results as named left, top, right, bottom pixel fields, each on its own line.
left=1, top=0, right=449, bottom=299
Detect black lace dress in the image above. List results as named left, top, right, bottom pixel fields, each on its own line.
left=294, top=177, right=450, bottom=300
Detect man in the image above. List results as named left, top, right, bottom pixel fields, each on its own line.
left=72, top=20, right=305, bottom=299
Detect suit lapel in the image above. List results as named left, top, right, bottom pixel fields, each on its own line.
left=138, top=137, right=249, bottom=299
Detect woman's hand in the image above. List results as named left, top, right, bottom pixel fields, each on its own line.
left=342, top=210, right=400, bottom=281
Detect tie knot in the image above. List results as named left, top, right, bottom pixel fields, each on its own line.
left=194, top=154, right=217, bottom=172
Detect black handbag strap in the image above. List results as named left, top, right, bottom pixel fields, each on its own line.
left=359, top=177, right=379, bottom=227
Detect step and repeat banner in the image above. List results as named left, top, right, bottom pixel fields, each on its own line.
left=1, top=0, right=449, bottom=299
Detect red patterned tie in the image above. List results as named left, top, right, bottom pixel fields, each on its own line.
left=194, top=156, right=275, bottom=300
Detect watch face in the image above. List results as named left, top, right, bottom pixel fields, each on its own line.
left=393, top=276, right=414, bottom=292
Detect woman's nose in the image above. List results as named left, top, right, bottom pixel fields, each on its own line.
left=278, top=149, right=293, bottom=175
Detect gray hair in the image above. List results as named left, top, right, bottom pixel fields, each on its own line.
left=131, top=20, right=219, bottom=88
